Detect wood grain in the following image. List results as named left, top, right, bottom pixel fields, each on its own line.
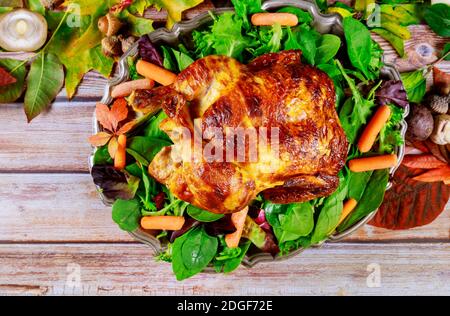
left=0, top=243, right=448, bottom=295
left=0, top=101, right=94, bottom=172
left=0, top=173, right=447, bottom=243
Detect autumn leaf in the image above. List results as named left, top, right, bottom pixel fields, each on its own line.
left=0, top=59, right=27, bottom=103
left=370, top=165, right=450, bottom=230
left=153, top=0, right=204, bottom=29
left=89, top=98, right=134, bottom=159
left=0, top=66, right=17, bottom=87
left=88, top=132, right=112, bottom=147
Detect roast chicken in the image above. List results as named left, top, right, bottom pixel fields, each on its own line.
left=132, top=50, right=348, bottom=214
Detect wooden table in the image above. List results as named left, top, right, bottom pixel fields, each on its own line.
left=0, top=3, right=449, bottom=296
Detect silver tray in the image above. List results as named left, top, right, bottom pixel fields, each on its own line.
left=89, top=0, right=409, bottom=268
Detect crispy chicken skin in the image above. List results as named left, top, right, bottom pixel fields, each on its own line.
left=134, top=50, right=348, bottom=214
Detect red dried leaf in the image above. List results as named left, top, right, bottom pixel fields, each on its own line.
left=424, top=140, right=448, bottom=163
left=116, top=120, right=136, bottom=135
left=402, top=154, right=448, bottom=169
left=0, top=66, right=17, bottom=87
left=110, top=98, right=128, bottom=132
left=95, top=103, right=114, bottom=133
left=369, top=165, right=450, bottom=230
left=108, top=136, right=119, bottom=159
left=88, top=132, right=112, bottom=147
left=413, top=165, right=450, bottom=182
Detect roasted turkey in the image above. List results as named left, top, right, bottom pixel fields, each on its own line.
left=132, top=50, right=348, bottom=214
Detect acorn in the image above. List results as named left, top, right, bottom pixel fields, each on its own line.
left=118, top=35, right=136, bottom=54
left=98, top=13, right=122, bottom=37
left=428, top=94, right=449, bottom=114
left=101, top=36, right=121, bottom=57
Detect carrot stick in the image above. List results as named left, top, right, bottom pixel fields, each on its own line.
left=225, top=207, right=249, bottom=248
left=141, top=216, right=185, bottom=230
left=111, top=79, right=154, bottom=98
left=136, top=60, right=177, bottom=86
left=402, top=154, right=448, bottom=169
left=348, top=154, right=398, bottom=172
left=357, top=105, right=391, bottom=153
left=412, top=166, right=450, bottom=183
left=114, top=134, right=127, bottom=170
left=338, top=199, right=358, bottom=226
left=251, top=13, right=298, bottom=26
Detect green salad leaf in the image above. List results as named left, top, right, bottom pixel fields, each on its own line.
left=112, top=198, right=142, bottom=232
left=310, top=172, right=348, bottom=244
left=338, top=169, right=390, bottom=232
left=213, top=238, right=251, bottom=273
left=172, top=226, right=218, bottom=281
left=343, top=17, right=373, bottom=80
left=400, top=70, right=426, bottom=104
left=315, top=34, right=341, bottom=65
left=187, top=205, right=224, bottom=222
left=424, top=3, right=450, bottom=37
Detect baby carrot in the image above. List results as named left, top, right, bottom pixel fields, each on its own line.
left=114, top=134, right=127, bottom=170
left=141, top=216, right=185, bottom=231
left=136, top=60, right=177, bottom=86
left=357, top=105, right=391, bottom=153
left=251, top=13, right=298, bottom=26
left=349, top=154, right=398, bottom=172
left=111, top=79, right=154, bottom=98
left=338, top=198, right=358, bottom=226
left=225, top=207, right=249, bottom=248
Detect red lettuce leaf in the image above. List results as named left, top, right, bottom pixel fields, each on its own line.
left=376, top=80, right=409, bottom=108
left=138, top=36, right=164, bottom=67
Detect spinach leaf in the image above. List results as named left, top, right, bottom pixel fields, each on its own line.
left=172, top=226, right=218, bottom=281
left=311, top=173, right=348, bottom=244
left=171, top=47, right=195, bottom=72
left=213, top=238, right=251, bottom=273
left=143, top=110, right=171, bottom=141
left=338, top=169, right=390, bottom=232
left=93, top=145, right=113, bottom=165
left=128, top=136, right=171, bottom=163
left=343, top=17, right=372, bottom=80
left=315, top=34, right=341, bottom=65
left=423, top=4, right=450, bottom=37
left=400, top=70, right=426, bottom=104
left=337, top=61, right=376, bottom=143
left=187, top=205, right=224, bottom=222
left=161, top=46, right=177, bottom=72
left=112, top=198, right=141, bottom=232
left=279, top=203, right=314, bottom=237
left=296, top=25, right=319, bottom=65
left=347, top=170, right=373, bottom=201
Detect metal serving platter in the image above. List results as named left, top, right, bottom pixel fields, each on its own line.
left=89, top=0, right=409, bottom=267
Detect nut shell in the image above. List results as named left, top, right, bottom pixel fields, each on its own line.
left=98, top=13, right=122, bottom=37
left=101, top=36, right=121, bottom=57
left=428, top=95, right=449, bottom=114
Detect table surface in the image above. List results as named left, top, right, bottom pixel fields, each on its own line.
left=0, top=1, right=449, bottom=296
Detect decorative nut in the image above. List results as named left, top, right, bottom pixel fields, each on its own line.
left=119, top=35, right=136, bottom=54
left=428, top=95, right=449, bottom=114
left=101, top=36, right=121, bottom=57
left=98, top=13, right=122, bottom=37
left=430, top=114, right=450, bottom=145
